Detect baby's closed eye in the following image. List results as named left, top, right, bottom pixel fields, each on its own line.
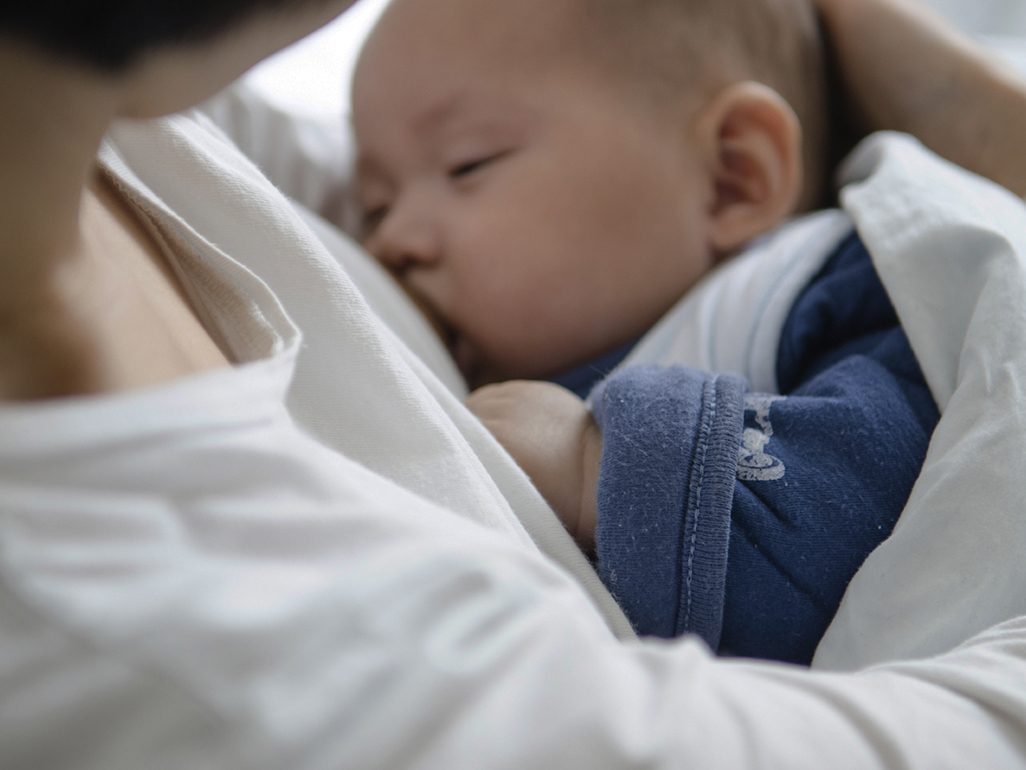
left=448, top=151, right=511, bottom=180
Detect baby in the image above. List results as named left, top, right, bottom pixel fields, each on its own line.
left=351, top=0, right=938, bottom=664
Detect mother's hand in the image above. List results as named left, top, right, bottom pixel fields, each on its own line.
left=815, top=0, right=1026, bottom=197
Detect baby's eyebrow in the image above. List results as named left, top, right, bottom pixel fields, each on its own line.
left=410, top=91, right=472, bottom=136
left=412, top=92, right=531, bottom=151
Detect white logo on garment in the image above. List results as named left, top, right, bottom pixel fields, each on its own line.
left=737, top=395, right=786, bottom=482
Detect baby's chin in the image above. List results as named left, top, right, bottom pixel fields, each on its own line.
left=452, top=337, right=527, bottom=392
left=400, top=297, right=492, bottom=389
left=456, top=341, right=576, bottom=392
left=450, top=337, right=517, bottom=392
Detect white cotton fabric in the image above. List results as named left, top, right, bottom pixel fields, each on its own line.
left=292, top=202, right=469, bottom=397
left=815, top=132, right=1026, bottom=669
left=4, top=104, right=1026, bottom=766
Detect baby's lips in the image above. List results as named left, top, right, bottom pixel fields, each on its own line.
left=449, top=333, right=472, bottom=377
left=389, top=275, right=479, bottom=384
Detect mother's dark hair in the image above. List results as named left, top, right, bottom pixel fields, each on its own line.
left=0, top=0, right=327, bottom=70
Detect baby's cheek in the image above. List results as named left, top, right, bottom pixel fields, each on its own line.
left=449, top=227, right=614, bottom=377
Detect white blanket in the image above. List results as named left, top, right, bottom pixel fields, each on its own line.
left=816, top=132, right=1026, bottom=668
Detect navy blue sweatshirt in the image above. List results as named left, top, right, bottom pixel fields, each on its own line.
left=584, top=234, right=939, bottom=665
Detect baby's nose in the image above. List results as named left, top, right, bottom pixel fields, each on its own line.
left=371, top=206, right=442, bottom=275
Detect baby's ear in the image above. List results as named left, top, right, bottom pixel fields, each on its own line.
left=695, top=81, right=803, bottom=256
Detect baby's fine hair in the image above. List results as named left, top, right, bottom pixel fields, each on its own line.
left=576, top=0, right=829, bottom=203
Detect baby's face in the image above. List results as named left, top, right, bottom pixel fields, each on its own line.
left=352, top=0, right=715, bottom=388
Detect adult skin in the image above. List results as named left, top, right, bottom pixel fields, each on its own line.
left=0, top=1, right=355, bottom=402
left=813, top=0, right=1026, bottom=198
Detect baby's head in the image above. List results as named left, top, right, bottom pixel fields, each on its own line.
left=352, top=0, right=827, bottom=388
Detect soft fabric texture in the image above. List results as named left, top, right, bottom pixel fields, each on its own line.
left=590, top=235, right=938, bottom=664
left=549, top=339, right=638, bottom=399
left=5, top=93, right=1026, bottom=767
left=591, top=368, right=746, bottom=649
left=815, top=132, right=1026, bottom=668
left=201, top=83, right=470, bottom=397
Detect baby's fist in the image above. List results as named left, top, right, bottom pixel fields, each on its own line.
left=465, top=381, right=600, bottom=552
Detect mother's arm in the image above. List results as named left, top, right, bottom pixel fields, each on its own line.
left=815, top=0, right=1026, bottom=198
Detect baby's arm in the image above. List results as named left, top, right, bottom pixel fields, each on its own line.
left=469, top=350, right=931, bottom=666
left=815, top=0, right=1026, bottom=197
left=593, top=236, right=937, bottom=665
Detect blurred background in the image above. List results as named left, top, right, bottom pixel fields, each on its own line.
left=244, top=0, right=389, bottom=118
left=243, top=0, right=1026, bottom=127
left=926, top=0, right=1026, bottom=33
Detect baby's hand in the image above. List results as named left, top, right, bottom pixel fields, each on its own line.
left=465, top=381, right=601, bottom=553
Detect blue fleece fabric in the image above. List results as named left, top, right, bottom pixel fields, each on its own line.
left=550, top=338, right=638, bottom=399
left=591, top=234, right=939, bottom=664
left=591, top=370, right=745, bottom=648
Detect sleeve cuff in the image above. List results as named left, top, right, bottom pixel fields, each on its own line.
left=589, top=367, right=745, bottom=648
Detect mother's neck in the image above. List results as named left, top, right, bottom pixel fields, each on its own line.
left=0, top=42, right=124, bottom=307
left=0, top=42, right=233, bottom=401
